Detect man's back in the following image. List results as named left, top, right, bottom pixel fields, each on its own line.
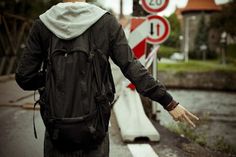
left=16, top=2, right=173, bottom=108
left=15, top=1, right=187, bottom=157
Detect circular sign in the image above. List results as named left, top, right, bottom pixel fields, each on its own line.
left=141, top=0, right=169, bottom=13
left=146, top=15, right=170, bottom=45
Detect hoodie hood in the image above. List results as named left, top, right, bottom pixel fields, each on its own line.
left=39, top=2, right=107, bottom=40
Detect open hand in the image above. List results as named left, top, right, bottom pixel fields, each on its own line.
left=168, top=104, right=199, bottom=128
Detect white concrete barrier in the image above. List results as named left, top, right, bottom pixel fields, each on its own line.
left=113, top=85, right=160, bottom=142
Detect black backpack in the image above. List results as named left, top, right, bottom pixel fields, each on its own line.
left=34, top=26, right=112, bottom=150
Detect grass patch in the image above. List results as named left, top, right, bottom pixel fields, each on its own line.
left=166, top=123, right=207, bottom=147
left=158, top=60, right=236, bottom=72
left=227, top=44, right=236, bottom=59
left=166, top=123, right=236, bottom=154
left=213, top=136, right=236, bottom=155
left=157, top=46, right=178, bottom=58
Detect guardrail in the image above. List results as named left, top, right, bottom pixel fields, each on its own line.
left=0, top=13, right=32, bottom=75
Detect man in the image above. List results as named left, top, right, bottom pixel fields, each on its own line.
left=15, top=0, right=199, bottom=156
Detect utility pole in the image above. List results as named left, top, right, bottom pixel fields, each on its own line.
left=133, top=0, right=148, bottom=16
left=119, top=0, right=124, bottom=19
left=184, top=16, right=196, bottom=62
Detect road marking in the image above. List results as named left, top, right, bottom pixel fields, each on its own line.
left=127, top=144, right=159, bottom=157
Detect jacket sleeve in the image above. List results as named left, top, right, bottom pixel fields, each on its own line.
left=15, top=20, right=46, bottom=90
left=108, top=16, right=173, bottom=109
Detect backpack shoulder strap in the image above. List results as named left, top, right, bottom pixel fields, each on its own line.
left=89, top=27, right=109, bottom=94
left=33, top=34, right=53, bottom=139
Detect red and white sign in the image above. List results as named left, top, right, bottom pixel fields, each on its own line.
left=146, top=15, right=170, bottom=45
left=141, top=0, right=169, bottom=13
left=127, top=17, right=148, bottom=90
left=128, top=17, right=147, bottom=59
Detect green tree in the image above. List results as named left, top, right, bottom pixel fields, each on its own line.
left=0, top=0, right=60, bottom=19
left=164, top=13, right=181, bottom=48
left=210, top=0, right=236, bottom=37
left=194, top=14, right=209, bottom=59
left=210, top=0, right=236, bottom=62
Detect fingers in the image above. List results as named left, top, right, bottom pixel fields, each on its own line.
left=173, top=117, right=179, bottom=121
left=171, top=112, right=197, bottom=128
left=186, top=110, right=199, bottom=121
left=183, top=114, right=196, bottom=128
left=174, top=114, right=196, bottom=128
left=169, top=104, right=199, bottom=128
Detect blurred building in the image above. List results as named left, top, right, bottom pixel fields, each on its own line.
left=176, top=0, right=221, bottom=59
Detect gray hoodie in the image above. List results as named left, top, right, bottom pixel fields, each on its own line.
left=39, top=2, right=107, bottom=40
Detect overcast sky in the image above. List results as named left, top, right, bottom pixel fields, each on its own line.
left=96, top=0, right=230, bottom=16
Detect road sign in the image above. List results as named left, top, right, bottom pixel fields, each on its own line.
left=146, top=15, right=170, bottom=45
left=141, top=0, right=169, bottom=13
left=128, top=17, right=148, bottom=90
left=129, top=17, right=147, bottom=59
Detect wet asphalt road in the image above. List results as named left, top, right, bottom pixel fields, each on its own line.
left=0, top=107, right=45, bottom=157
left=0, top=106, right=133, bottom=157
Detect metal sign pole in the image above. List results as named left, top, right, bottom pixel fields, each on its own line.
left=151, top=45, right=160, bottom=121
left=141, top=0, right=170, bottom=122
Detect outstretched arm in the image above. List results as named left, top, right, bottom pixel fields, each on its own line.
left=108, top=15, right=199, bottom=127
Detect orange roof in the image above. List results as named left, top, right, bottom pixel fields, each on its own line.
left=180, top=0, right=221, bottom=14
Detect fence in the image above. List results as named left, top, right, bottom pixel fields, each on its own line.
left=0, top=12, right=32, bottom=75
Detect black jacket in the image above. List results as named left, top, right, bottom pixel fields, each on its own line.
left=15, top=13, right=173, bottom=109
